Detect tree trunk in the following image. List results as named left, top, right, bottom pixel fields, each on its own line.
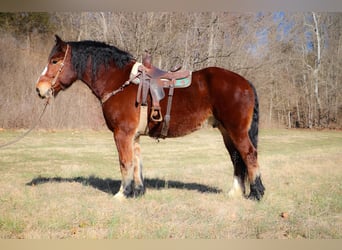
left=100, top=12, right=108, bottom=42
left=207, top=13, right=216, bottom=66
left=312, top=12, right=322, bottom=126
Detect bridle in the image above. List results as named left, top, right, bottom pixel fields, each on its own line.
left=49, top=44, right=70, bottom=94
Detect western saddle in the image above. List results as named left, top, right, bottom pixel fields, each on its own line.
left=135, top=51, right=192, bottom=137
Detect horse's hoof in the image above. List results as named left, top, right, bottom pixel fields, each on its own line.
left=133, top=185, right=146, bottom=197
left=228, top=188, right=244, bottom=199
left=248, top=176, right=265, bottom=201
left=113, top=191, right=127, bottom=201
left=247, top=190, right=262, bottom=201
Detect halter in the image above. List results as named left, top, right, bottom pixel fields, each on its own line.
left=50, top=44, right=70, bottom=89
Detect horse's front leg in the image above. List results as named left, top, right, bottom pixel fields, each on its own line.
left=113, top=129, right=145, bottom=199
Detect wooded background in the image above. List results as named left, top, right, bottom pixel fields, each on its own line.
left=0, top=12, right=341, bottom=129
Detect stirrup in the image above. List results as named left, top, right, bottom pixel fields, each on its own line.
left=150, top=107, right=163, bottom=122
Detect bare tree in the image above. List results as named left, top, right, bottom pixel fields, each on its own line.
left=1, top=12, right=341, bottom=130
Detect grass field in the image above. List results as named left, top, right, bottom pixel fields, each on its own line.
left=0, top=128, right=341, bottom=239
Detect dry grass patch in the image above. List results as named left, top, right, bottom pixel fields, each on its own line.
left=0, top=128, right=341, bottom=239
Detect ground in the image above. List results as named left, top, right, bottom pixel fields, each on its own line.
left=0, top=128, right=341, bottom=239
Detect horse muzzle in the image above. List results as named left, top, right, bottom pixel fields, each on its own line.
left=36, top=81, right=53, bottom=99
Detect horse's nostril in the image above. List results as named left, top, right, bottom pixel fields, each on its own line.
left=36, top=87, right=45, bottom=99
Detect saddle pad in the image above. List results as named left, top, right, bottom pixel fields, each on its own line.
left=174, top=74, right=192, bottom=88
left=130, top=62, right=143, bottom=84
left=159, top=72, right=192, bottom=88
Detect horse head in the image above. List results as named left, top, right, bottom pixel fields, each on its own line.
left=36, top=35, right=77, bottom=99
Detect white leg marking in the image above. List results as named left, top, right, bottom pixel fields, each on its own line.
left=113, top=185, right=126, bottom=201
left=228, top=176, right=244, bottom=198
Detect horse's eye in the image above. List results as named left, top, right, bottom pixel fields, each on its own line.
left=52, top=60, right=58, bottom=64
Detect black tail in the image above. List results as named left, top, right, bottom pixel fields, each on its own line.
left=248, top=82, right=259, bottom=149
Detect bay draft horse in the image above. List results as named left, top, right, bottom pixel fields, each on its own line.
left=36, top=35, right=265, bottom=200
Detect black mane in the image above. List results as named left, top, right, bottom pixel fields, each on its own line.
left=66, top=40, right=134, bottom=81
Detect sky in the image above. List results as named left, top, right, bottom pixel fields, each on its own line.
left=248, top=12, right=316, bottom=55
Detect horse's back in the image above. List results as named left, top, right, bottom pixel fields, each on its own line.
left=194, top=66, right=251, bottom=90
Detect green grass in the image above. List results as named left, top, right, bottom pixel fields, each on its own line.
left=0, top=128, right=341, bottom=239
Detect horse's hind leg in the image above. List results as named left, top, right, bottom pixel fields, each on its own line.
left=229, top=130, right=265, bottom=200
left=218, top=125, right=247, bottom=198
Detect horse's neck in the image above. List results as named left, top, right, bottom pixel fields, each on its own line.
left=80, top=63, right=133, bottom=101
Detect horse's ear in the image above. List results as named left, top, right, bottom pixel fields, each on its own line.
left=55, top=35, right=65, bottom=45
left=54, top=34, right=67, bottom=52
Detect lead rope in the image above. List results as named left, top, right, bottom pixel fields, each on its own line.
left=1, top=45, right=69, bottom=148
left=0, top=98, right=50, bottom=148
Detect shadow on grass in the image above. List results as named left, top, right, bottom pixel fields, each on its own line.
left=26, top=176, right=222, bottom=195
